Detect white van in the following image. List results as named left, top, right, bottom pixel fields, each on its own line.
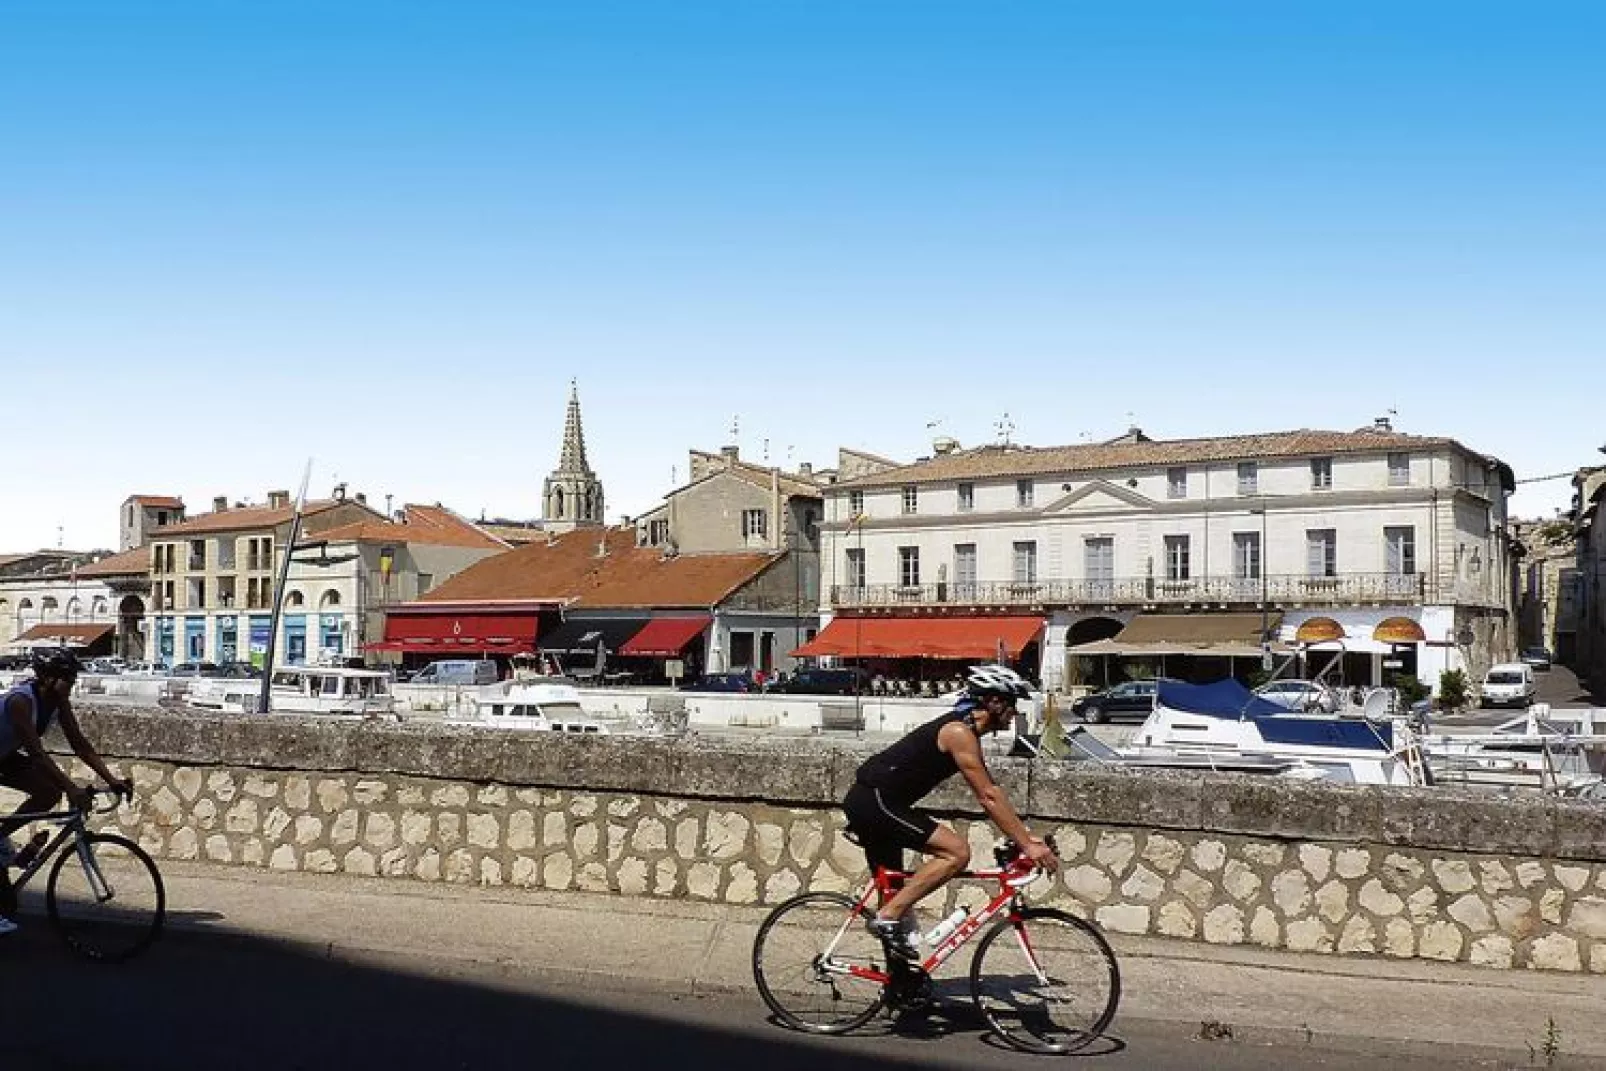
left=407, top=659, right=499, bottom=686
left=1479, top=663, right=1537, bottom=709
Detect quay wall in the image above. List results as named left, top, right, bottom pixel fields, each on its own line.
left=32, top=707, right=1606, bottom=974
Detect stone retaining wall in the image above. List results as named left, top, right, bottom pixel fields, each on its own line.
left=39, top=708, right=1606, bottom=973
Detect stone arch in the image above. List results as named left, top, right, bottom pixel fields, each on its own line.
left=287, top=591, right=306, bottom=608
left=553, top=487, right=566, bottom=519
left=118, top=595, right=147, bottom=661
left=320, top=589, right=341, bottom=608
left=92, top=596, right=109, bottom=617
left=66, top=596, right=83, bottom=621
left=41, top=596, right=59, bottom=617
left=1067, top=616, right=1124, bottom=647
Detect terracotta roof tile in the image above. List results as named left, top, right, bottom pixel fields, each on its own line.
left=316, top=505, right=510, bottom=551
left=77, top=546, right=151, bottom=577
left=129, top=495, right=185, bottom=509
left=153, top=499, right=351, bottom=536
left=838, top=428, right=1477, bottom=489
left=421, top=526, right=779, bottom=609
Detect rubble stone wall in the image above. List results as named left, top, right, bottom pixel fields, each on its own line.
left=41, top=708, right=1606, bottom=974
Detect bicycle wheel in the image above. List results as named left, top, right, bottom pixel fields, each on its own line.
left=970, top=907, right=1121, bottom=1054
left=46, top=833, right=166, bottom=963
left=752, top=892, right=887, bottom=1034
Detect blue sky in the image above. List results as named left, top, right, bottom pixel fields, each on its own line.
left=2, top=2, right=1601, bottom=551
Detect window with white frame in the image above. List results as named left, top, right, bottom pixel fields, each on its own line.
left=1388, top=452, right=1411, bottom=486
left=648, top=518, right=670, bottom=546
left=1384, top=526, right=1417, bottom=575
left=1306, top=529, right=1338, bottom=577
left=901, top=485, right=918, bottom=515
left=1167, top=467, right=1187, bottom=499
left=741, top=508, right=767, bottom=539
left=1012, top=541, right=1037, bottom=584
left=898, top=546, right=921, bottom=587
left=845, top=548, right=866, bottom=589
left=1016, top=479, right=1034, bottom=508
left=848, top=490, right=865, bottom=517
left=1237, top=461, right=1258, bottom=495
left=957, top=482, right=974, bottom=511
left=1311, top=457, right=1333, bottom=491
left=1164, top=535, right=1191, bottom=581
left=1232, top=532, right=1261, bottom=579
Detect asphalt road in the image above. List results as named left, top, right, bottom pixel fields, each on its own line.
left=0, top=922, right=1580, bottom=1071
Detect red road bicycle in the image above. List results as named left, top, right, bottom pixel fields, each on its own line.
left=752, top=836, right=1120, bottom=1055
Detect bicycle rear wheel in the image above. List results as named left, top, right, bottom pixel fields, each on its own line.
left=46, top=833, right=166, bottom=963
left=970, top=907, right=1121, bottom=1054
left=752, top=892, right=887, bottom=1034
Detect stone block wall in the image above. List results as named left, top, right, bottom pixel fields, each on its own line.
left=42, top=708, right=1606, bottom=974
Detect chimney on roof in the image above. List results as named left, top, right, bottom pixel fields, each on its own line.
left=721, top=445, right=739, bottom=465
left=332, top=482, right=347, bottom=502
left=355, top=492, right=367, bottom=506
left=212, top=495, right=228, bottom=513
left=932, top=436, right=960, bottom=456
left=268, top=490, right=290, bottom=509
left=1374, top=414, right=1394, bottom=432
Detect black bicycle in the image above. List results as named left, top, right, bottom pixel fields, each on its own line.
left=0, top=787, right=165, bottom=962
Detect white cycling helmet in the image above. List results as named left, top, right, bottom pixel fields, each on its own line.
left=965, top=664, right=1032, bottom=700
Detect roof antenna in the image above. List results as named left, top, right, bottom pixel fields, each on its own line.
left=994, top=412, right=1015, bottom=446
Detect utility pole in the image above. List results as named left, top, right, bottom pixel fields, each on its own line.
left=258, top=460, right=313, bottom=715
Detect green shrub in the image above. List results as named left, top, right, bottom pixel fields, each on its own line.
left=1393, top=674, right=1431, bottom=706
left=1437, top=669, right=1471, bottom=710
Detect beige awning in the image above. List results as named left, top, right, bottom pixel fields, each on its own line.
left=1068, top=612, right=1286, bottom=658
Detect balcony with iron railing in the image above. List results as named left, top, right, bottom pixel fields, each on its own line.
left=828, top=572, right=1430, bottom=610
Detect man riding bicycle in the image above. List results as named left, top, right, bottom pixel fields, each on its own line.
left=843, top=664, right=1059, bottom=962
left=0, top=647, right=131, bottom=936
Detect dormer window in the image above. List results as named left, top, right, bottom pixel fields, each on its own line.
left=1016, top=479, right=1034, bottom=508
left=901, top=486, right=918, bottom=515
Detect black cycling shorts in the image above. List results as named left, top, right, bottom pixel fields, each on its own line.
left=842, top=782, right=938, bottom=874
left=0, top=750, right=38, bottom=786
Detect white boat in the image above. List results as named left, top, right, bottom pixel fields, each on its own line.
left=1425, top=705, right=1606, bottom=793
left=461, top=679, right=610, bottom=734
left=189, top=666, right=395, bottom=718
left=1120, top=679, right=1426, bottom=786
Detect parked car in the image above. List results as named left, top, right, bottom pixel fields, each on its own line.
left=769, top=667, right=872, bottom=696
left=167, top=661, right=222, bottom=678
left=83, top=657, right=124, bottom=675
left=1520, top=647, right=1553, bottom=671
left=1254, top=679, right=1340, bottom=714
left=215, top=661, right=263, bottom=679
left=1072, top=679, right=1168, bottom=724
left=683, top=671, right=755, bottom=693
left=1479, top=663, right=1537, bottom=709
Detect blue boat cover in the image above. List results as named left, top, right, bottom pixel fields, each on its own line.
left=1156, top=679, right=1393, bottom=751
left=1156, top=679, right=1287, bottom=719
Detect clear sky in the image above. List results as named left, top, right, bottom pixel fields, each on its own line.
left=2, top=2, right=1601, bottom=552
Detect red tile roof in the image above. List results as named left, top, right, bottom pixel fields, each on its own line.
left=77, top=546, right=151, bottom=578
left=129, top=495, right=185, bottom=509
left=14, top=622, right=115, bottom=645
left=420, top=526, right=779, bottom=609
left=837, top=428, right=1499, bottom=488
left=153, top=499, right=357, bottom=536
left=316, top=504, right=509, bottom=551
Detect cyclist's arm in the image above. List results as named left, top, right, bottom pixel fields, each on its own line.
left=943, top=723, right=1034, bottom=844
left=5, top=694, right=79, bottom=798
left=57, top=702, right=123, bottom=788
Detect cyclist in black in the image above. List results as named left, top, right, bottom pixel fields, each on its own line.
left=1, top=648, right=130, bottom=936
left=843, top=664, right=1059, bottom=960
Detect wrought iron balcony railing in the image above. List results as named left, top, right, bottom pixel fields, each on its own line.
left=828, top=572, right=1428, bottom=609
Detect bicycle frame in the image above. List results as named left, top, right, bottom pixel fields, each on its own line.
left=5, top=798, right=116, bottom=901
left=828, top=852, right=1046, bottom=985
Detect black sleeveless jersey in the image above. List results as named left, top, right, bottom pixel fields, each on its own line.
left=854, top=707, right=973, bottom=806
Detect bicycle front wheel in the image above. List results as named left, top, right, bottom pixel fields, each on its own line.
left=752, top=892, right=887, bottom=1034
left=970, top=907, right=1121, bottom=1054
left=47, top=833, right=166, bottom=963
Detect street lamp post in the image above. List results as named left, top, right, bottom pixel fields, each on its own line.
left=1250, top=503, right=1271, bottom=672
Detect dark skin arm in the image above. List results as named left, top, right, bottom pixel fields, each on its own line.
left=938, top=719, right=1059, bottom=872
left=6, top=692, right=127, bottom=810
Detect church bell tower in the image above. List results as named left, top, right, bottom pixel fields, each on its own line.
left=542, top=381, right=606, bottom=533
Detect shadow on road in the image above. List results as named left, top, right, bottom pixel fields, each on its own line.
left=1, top=921, right=1066, bottom=1071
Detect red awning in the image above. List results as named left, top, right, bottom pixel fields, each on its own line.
left=791, top=616, right=1043, bottom=660
left=618, top=616, right=711, bottom=657
left=12, top=622, right=115, bottom=647
left=379, top=610, right=543, bottom=651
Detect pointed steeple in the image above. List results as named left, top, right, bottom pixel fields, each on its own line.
left=542, top=381, right=605, bottom=533
left=557, top=379, right=591, bottom=473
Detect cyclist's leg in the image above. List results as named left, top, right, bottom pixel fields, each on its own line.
left=874, top=823, right=968, bottom=923
left=0, top=754, right=62, bottom=843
